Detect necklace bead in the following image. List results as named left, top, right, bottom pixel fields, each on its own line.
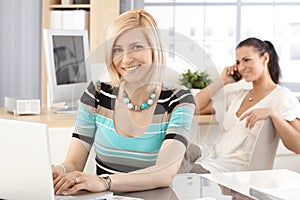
left=123, top=90, right=156, bottom=111
left=127, top=102, right=134, bottom=110
left=147, top=99, right=154, bottom=105
left=124, top=98, right=130, bottom=104
left=150, top=93, right=156, bottom=99
left=141, top=102, right=149, bottom=109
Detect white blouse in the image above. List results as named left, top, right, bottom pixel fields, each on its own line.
left=196, top=85, right=300, bottom=173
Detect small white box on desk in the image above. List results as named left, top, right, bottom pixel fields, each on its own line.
left=4, top=97, right=40, bottom=115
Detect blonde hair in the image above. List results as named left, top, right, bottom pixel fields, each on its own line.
left=105, top=9, right=165, bottom=87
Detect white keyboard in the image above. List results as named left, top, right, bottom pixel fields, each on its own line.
left=55, top=195, right=75, bottom=200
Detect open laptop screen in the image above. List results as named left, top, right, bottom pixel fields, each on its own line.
left=0, top=119, right=112, bottom=200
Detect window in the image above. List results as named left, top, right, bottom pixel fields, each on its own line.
left=144, top=0, right=300, bottom=85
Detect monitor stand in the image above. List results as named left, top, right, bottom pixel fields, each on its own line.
left=54, top=102, right=78, bottom=114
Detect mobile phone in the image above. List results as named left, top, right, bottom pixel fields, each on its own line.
left=232, top=70, right=242, bottom=82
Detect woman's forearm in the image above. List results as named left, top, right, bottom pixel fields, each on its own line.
left=195, top=79, right=224, bottom=113
left=271, top=110, right=300, bottom=153
left=109, top=164, right=176, bottom=192
left=109, top=140, right=185, bottom=192
left=63, top=138, right=91, bottom=172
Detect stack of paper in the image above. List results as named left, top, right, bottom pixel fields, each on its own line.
left=50, top=10, right=89, bottom=30
left=50, top=10, right=62, bottom=29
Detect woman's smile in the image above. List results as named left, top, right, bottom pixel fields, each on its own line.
left=123, top=64, right=141, bottom=72
left=113, top=28, right=153, bottom=83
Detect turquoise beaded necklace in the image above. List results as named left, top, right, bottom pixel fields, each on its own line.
left=123, top=89, right=157, bottom=111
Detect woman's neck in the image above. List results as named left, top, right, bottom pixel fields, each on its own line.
left=252, top=75, right=277, bottom=93
left=124, top=81, right=161, bottom=95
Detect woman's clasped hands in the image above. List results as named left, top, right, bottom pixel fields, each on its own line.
left=52, top=166, right=107, bottom=196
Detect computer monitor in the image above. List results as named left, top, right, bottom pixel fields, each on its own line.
left=43, top=29, right=91, bottom=113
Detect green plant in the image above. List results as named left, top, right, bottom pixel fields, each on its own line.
left=178, top=69, right=211, bottom=89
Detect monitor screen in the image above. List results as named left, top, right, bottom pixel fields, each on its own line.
left=43, top=29, right=91, bottom=113
left=53, top=35, right=87, bottom=85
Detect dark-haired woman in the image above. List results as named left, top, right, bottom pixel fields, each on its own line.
left=192, top=37, right=300, bottom=173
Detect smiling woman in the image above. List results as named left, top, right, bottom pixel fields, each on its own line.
left=193, top=37, right=300, bottom=174
left=51, top=9, right=196, bottom=196
left=112, top=29, right=153, bottom=85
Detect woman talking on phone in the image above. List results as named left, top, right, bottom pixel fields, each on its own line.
left=192, top=37, right=300, bottom=173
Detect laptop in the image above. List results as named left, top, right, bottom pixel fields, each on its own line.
left=0, top=119, right=113, bottom=200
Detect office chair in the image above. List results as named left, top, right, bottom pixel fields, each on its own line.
left=247, top=117, right=280, bottom=171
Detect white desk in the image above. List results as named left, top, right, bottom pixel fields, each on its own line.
left=201, top=169, right=300, bottom=200
left=118, top=171, right=300, bottom=199
left=119, top=173, right=254, bottom=200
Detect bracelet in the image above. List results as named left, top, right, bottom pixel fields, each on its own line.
left=99, top=174, right=112, bottom=191
left=58, top=164, right=67, bottom=174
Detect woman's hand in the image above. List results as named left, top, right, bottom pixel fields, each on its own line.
left=52, top=164, right=65, bottom=180
left=54, top=171, right=108, bottom=196
left=240, top=108, right=275, bottom=128
left=221, top=64, right=241, bottom=85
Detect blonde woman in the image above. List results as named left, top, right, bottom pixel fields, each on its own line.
left=52, top=9, right=195, bottom=195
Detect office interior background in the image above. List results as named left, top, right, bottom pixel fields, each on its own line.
left=1, top=0, right=300, bottom=107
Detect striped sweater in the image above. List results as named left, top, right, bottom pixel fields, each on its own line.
left=73, top=81, right=195, bottom=174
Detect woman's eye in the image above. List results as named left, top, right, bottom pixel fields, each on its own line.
left=244, top=58, right=251, bottom=62
left=113, top=48, right=123, bottom=54
left=132, top=45, right=144, bottom=50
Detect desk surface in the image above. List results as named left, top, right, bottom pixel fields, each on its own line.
left=193, top=114, right=217, bottom=124
left=0, top=107, right=75, bottom=128
left=118, top=173, right=252, bottom=200
left=0, top=107, right=216, bottom=128
left=120, top=170, right=300, bottom=200
left=201, top=169, right=300, bottom=200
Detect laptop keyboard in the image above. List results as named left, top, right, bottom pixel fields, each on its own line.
left=55, top=195, right=76, bottom=199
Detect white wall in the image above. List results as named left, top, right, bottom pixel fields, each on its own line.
left=0, top=0, right=41, bottom=107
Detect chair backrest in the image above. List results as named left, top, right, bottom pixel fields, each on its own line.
left=248, top=117, right=280, bottom=171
